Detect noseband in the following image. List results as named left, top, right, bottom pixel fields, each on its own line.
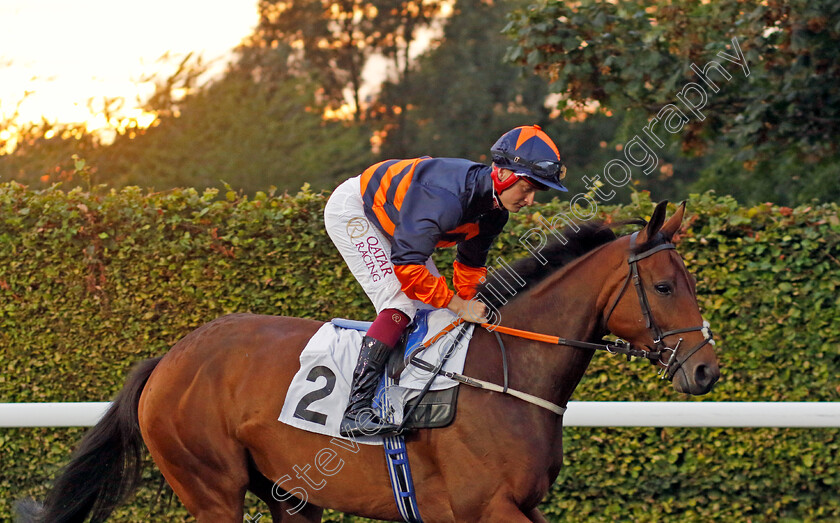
left=603, top=232, right=715, bottom=380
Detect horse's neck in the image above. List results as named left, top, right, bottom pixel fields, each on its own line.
left=495, top=242, right=625, bottom=410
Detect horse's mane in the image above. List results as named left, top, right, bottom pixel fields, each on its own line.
left=476, top=220, right=643, bottom=309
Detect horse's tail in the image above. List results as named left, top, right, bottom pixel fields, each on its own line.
left=15, top=357, right=163, bottom=523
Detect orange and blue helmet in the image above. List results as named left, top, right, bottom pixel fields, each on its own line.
left=491, top=125, right=567, bottom=192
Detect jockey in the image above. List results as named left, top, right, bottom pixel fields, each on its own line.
left=324, top=125, right=568, bottom=437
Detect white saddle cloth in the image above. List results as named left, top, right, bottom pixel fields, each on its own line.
left=278, top=309, right=473, bottom=445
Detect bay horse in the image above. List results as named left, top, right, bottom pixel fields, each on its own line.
left=17, top=200, right=719, bottom=522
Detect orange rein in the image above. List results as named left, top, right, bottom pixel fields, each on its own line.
left=422, top=317, right=561, bottom=349
left=480, top=323, right=561, bottom=345
left=423, top=317, right=654, bottom=362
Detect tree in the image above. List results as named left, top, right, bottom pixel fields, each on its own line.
left=1, top=49, right=373, bottom=193
left=247, top=0, right=444, bottom=120
left=0, top=54, right=208, bottom=188
left=372, top=0, right=552, bottom=158
left=504, top=0, right=840, bottom=204
left=0, top=94, right=99, bottom=187
left=99, top=68, right=373, bottom=193
left=372, top=0, right=646, bottom=204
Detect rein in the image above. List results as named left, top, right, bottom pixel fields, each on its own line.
left=481, top=232, right=715, bottom=380
left=411, top=232, right=716, bottom=417
left=409, top=321, right=567, bottom=416
left=481, top=323, right=654, bottom=362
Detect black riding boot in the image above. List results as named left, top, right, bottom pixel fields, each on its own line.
left=339, top=336, right=399, bottom=437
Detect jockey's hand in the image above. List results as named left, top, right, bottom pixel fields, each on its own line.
left=447, top=295, right=489, bottom=324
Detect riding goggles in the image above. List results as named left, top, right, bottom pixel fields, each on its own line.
left=491, top=149, right=567, bottom=182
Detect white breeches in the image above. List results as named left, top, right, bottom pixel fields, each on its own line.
left=324, top=175, right=439, bottom=320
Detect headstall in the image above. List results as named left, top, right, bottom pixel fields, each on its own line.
left=601, top=232, right=715, bottom=379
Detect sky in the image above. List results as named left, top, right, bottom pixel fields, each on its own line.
left=0, top=0, right=259, bottom=131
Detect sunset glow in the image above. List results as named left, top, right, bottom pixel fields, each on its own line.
left=0, top=0, right=258, bottom=138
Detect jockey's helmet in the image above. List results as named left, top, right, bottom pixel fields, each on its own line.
left=490, top=125, right=567, bottom=192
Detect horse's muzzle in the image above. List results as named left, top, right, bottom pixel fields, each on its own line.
left=672, top=359, right=720, bottom=395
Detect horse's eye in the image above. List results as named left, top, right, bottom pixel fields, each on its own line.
left=654, top=283, right=673, bottom=295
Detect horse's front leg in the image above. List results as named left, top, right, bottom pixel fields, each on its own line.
left=527, top=506, right=550, bottom=522
left=478, top=495, right=540, bottom=523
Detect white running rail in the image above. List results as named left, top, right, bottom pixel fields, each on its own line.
left=1, top=402, right=840, bottom=428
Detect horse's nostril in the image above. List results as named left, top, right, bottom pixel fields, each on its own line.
left=694, top=364, right=709, bottom=386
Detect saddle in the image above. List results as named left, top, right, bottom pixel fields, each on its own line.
left=332, top=310, right=462, bottom=430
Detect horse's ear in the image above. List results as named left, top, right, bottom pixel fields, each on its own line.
left=637, top=200, right=669, bottom=243
left=660, top=201, right=686, bottom=241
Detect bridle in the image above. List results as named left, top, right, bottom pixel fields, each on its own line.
left=603, top=231, right=715, bottom=380
left=406, top=229, right=718, bottom=418
left=431, top=230, right=716, bottom=381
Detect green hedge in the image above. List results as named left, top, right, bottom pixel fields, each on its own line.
left=1, top=183, right=838, bottom=522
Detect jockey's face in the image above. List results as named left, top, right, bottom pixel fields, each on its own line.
left=497, top=171, right=538, bottom=213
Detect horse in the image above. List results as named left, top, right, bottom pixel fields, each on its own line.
left=16, top=200, right=719, bottom=522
